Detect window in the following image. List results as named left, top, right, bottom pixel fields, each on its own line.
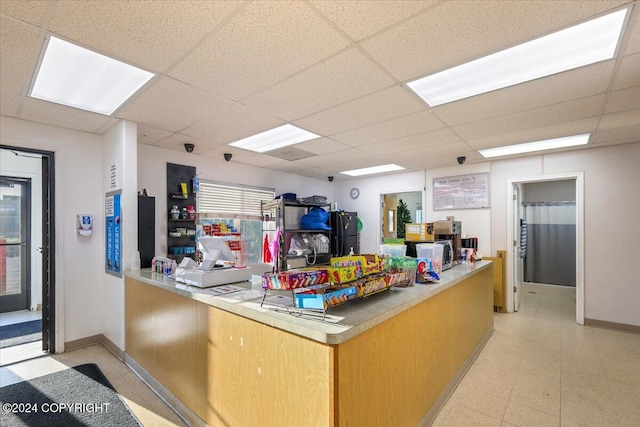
left=198, top=181, right=274, bottom=263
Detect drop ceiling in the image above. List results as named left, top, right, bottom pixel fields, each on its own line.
left=1, top=0, right=639, bottom=181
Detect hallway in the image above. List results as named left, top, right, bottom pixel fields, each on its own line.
left=433, top=283, right=640, bottom=426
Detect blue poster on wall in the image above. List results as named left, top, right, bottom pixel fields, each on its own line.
left=105, top=190, right=122, bottom=277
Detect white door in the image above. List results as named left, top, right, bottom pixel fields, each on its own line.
left=513, top=185, right=522, bottom=311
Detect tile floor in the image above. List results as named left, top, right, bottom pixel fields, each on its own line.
left=2, top=284, right=640, bottom=426
left=433, top=283, right=640, bottom=427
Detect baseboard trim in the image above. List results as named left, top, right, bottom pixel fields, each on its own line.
left=64, top=334, right=126, bottom=361
left=125, top=353, right=205, bottom=427
left=64, top=334, right=102, bottom=352
left=585, top=318, right=640, bottom=335
left=418, top=324, right=495, bottom=427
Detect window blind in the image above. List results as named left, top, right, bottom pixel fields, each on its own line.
left=198, top=181, right=274, bottom=220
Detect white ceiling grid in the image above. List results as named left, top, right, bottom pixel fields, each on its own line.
left=0, top=0, right=638, bottom=180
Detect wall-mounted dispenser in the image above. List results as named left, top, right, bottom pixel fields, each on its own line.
left=78, top=214, right=92, bottom=236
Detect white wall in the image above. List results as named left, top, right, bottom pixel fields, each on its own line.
left=425, top=163, right=492, bottom=258
left=0, top=148, right=42, bottom=310
left=137, top=144, right=334, bottom=258
left=102, top=121, right=138, bottom=349
left=334, top=170, right=426, bottom=254
left=1, top=116, right=104, bottom=349
left=450, top=143, right=640, bottom=326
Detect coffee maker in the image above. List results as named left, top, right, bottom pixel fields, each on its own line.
left=434, top=221, right=462, bottom=267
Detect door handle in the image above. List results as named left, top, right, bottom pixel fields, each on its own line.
left=37, top=247, right=43, bottom=253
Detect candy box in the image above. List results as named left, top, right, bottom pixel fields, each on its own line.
left=294, top=286, right=357, bottom=310
left=262, top=269, right=328, bottom=290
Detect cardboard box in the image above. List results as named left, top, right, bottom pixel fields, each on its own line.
left=405, top=223, right=434, bottom=242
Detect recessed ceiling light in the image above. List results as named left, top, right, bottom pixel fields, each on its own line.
left=340, top=164, right=405, bottom=177
left=29, top=36, right=155, bottom=115
left=229, top=124, right=320, bottom=153
left=478, top=134, right=590, bottom=158
left=407, top=7, right=630, bottom=107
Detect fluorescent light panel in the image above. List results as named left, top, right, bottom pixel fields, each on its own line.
left=229, top=124, right=320, bottom=153
left=479, top=134, right=590, bottom=158
left=407, top=7, right=629, bottom=106
left=29, top=36, right=154, bottom=115
left=341, top=164, right=405, bottom=177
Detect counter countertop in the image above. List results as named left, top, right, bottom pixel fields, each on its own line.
left=124, top=261, right=492, bottom=345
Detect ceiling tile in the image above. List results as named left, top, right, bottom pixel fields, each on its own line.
left=604, top=86, right=640, bottom=113
left=19, top=97, right=114, bottom=134
left=137, top=125, right=174, bottom=145
left=434, top=61, right=616, bottom=126
left=592, top=125, right=640, bottom=145
left=169, top=1, right=350, bottom=101
left=359, top=128, right=461, bottom=156
left=452, top=94, right=607, bottom=140
left=294, top=148, right=369, bottom=167
left=293, top=85, right=425, bottom=135
left=0, top=92, right=21, bottom=117
left=268, top=162, right=312, bottom=174
left=393, top=142, right=477, bottom=169
left=116, top=77, right=233, bottom=132
left=291, top=167, right=330, bottom=179
left=242, top=47, right=395, bottom=121
left=153, top=133, right=222, bottom=154
left=48, top=1, right=242, bottom=72
left=0, top=0, right=47, bottom=26
left=598, top=109, right=640, bottom=130
left=181, top=103, right=283, bottom=144
left=465, top=117, right=600, bottom=150
left=310, top=0, right=436, bottom=42
left=294, top=137, right=351, bottom=155
left=332, top=110, right=445, bottom=147
left=199, top=145, right=258, bottom=162
left=361, top=0, right=628, bottom=81
left=237, top=154, right=289, bottom=168
left=0, top=16, right=41, bottom=95
left=613, top=53, right=640, bottom=90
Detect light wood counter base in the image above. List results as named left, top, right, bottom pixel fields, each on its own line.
left=125, top=263, right=493, bottom=426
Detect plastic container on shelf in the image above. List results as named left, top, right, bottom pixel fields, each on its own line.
left=415, top=243, right=444, bottom=275
left=379, top=244, right=407, bottom=257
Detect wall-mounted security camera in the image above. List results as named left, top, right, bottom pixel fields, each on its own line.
left=224, top=153, right=232, bottom=162
left=328, top=176, right=334, bottom=182
left=457, top=156, right=466, bottom=165
left=184, top=143, right=195, bottom=153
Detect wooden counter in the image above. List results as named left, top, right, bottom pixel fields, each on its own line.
left=125, top=261, right=493, bottom=426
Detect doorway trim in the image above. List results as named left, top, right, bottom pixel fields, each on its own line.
left=506, top=172, right=584, bottom=324
left=0, top=145, right=56, bottom=352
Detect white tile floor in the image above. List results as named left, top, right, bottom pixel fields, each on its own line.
left=2, top=285, right=639, bottom=426
left=433, top=283, right=640, bottom=427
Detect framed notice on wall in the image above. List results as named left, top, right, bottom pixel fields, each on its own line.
left=433, top=173, right=490, bottom=210
left=105, top=190, right=122, bottom=277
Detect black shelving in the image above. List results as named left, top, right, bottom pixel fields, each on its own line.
left=167, top=163, right=197, bottom=262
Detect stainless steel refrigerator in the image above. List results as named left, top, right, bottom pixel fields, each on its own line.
left=331, top=211, right=359, bottom=256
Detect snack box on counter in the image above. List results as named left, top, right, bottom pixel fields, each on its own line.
left=310, top=266, right=359, bottom=284
left=262, top=269, right=328, bottom=290
left=331, top=254, right=381, bottom=277
left=294, top=285, right=357, bottom=310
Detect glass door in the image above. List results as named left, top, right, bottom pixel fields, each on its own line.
left=0, top=176, right=30, bottom=313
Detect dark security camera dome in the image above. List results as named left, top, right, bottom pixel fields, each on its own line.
left=457, top=156, right=466, bottom=165
left=184, top=143, right=195, bottom=153
left=224, top=153, right=232, bottom=161
left=328, top=176, right=334, bottom=182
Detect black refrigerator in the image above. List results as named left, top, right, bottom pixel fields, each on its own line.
left=331, top=211, right=359, bottom=257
